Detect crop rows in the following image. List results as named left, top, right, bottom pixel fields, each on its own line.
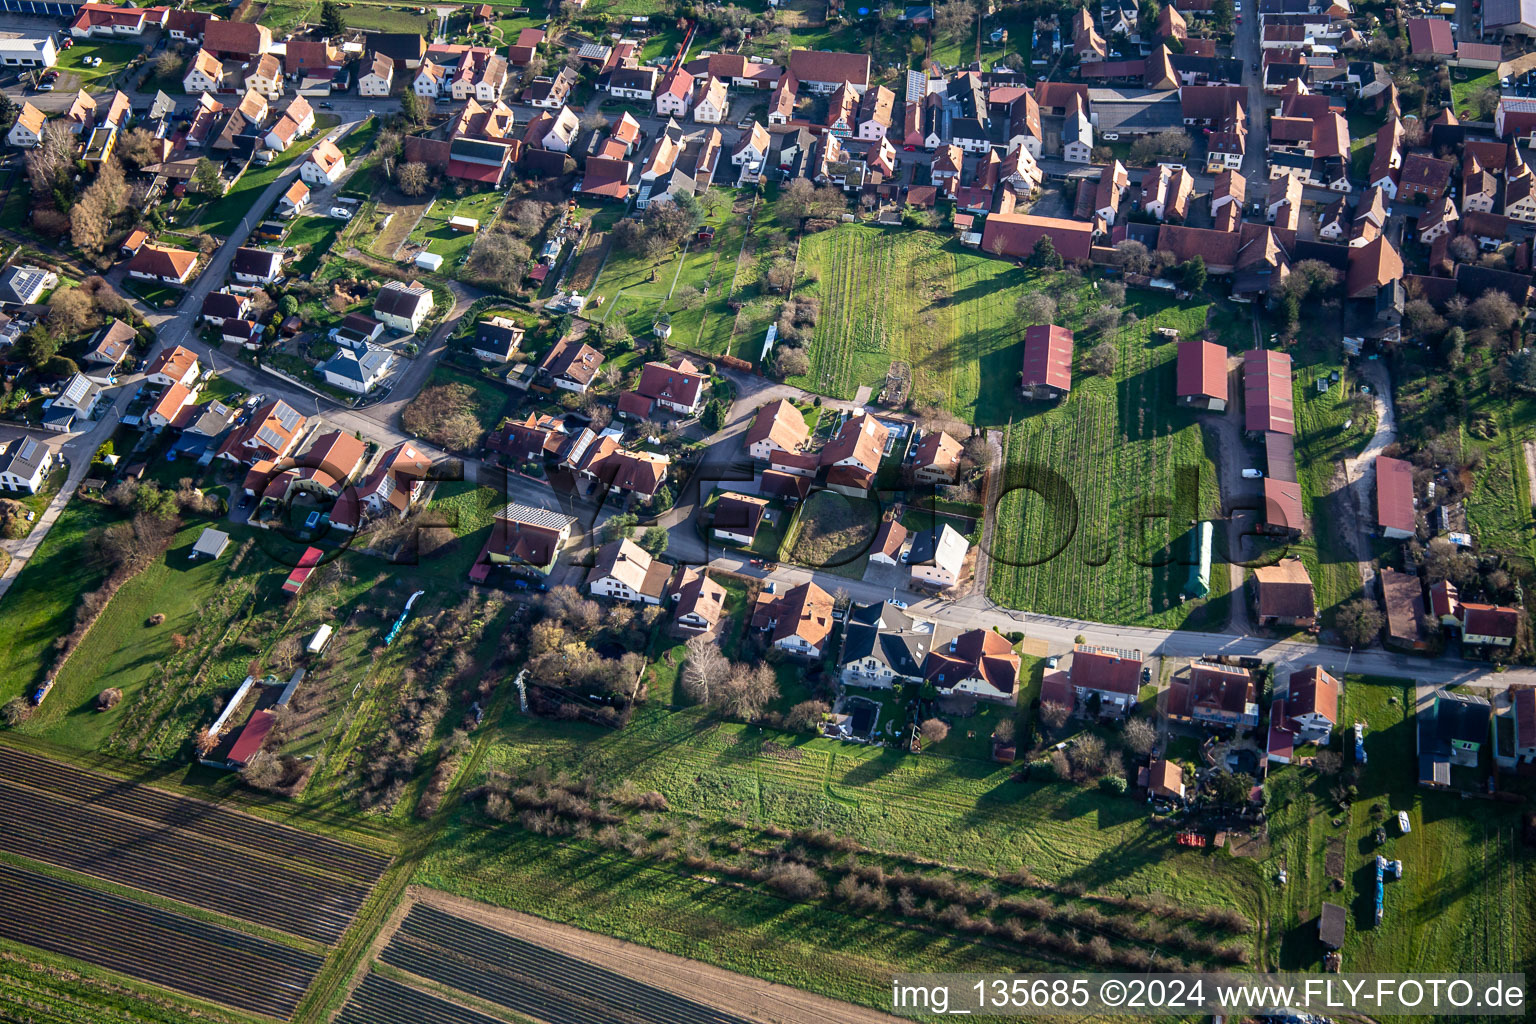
left=380, top=903, right=757, bottom=1024
left=336, top=974, right=510, bottom=1024
left=0, top=861, right=321, bottom=1020
left=0, top=780, right=367, bottom=944
left=0, top=746, right=390, bottom=882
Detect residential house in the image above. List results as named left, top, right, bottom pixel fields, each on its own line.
left=540, top=337, right=604, bottom=393
left=1067, top=644, right=1143, bottom=718
left=83, top=319, right=136, bottom=370
left=1398, top=153, right=1453, bottom=202
left=693, top=75, right=729, bottom=124
left=1145, top=756, right=1186, bottom=801
left=634, top=357, right=708, bottom=415
left=1418, top=690, right=1491, bottom=786
left=839, top=601, right=932, bottom=688
left=277, top=178, right=309, bottom=217
left=126, top=245, right=197, bottom=285
left=922, top=629, right=1021, bottom=703
left=298, top=430, right=367, bottom=485
left=910, top=430, right=962, bottom=485
left=231, top=246, right=283, bottom=286
left=1416, top=195, right=1458, bottom=244
left=608, top=66, right=659, bottom=101
left=216, top=399, right=306, bottom=464
left=300, top=139, right=346, bottom=185
left=183, top=48, right=224, bottom=93
left=712, top=492, right=770, bottom=545
left=732, top=121, right=770, bottom=168
left=0, top=438, right=53, bottom=493
left=472, top=316, right=524, bottom=362
left=856, top=85, right=895, bottom=140
left=8, top=102, right=46, bottom=148
left=751, top=581, right=835, bottom=657
left=146, top=345, right=200, bottom=388
left=821, top=412, right=889, bottom=493
left=320, top=345, right=393, bottom=394
left=586, top=539, right=671, bottom=605
left=1430, top=580, right=1461, bottom=629
left=1253, top=556, right=1316, bottom=628
left=1461, top=603, right=1521, bottom=647
left=671, top=568, right=727, bottom=632
left=1266, top=665, right=1341, bottom=763
left=484, top=503, right=575, bottom=574
left=907, top=524, right=968, bottom=591
left=654, top=68, right=693, bottom=117
left=0, top=265, right=54, bottom=305
left=246, top=52, right=283, bottom=100
left=44, top=373, right=100, bottom=432
left=744, top=398, right=811, bottom=465
left=372, top=281, right=433, bottom=333
left=1167, top=662, right=1258, bottom=729
left=147, top=382, right=199, bottom=429
left=359, top=53, right=395, bottom=97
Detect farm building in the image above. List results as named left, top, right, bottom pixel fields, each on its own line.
left=1176, top=340, right=1227, bottom=411
left=1252, top=557, right=1315, bottom=629
left=1020, top=324, right=1073, bottom=400
left=1375, top=455, right=1416, bottom=539
left=1380, top=568, right=1428, bottom=650
left=190, top=527, right=229, bottom=560
left=1417, top=689, right=1491, bottom=786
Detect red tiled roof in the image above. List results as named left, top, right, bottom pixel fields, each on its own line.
left=1021, top=324, right=1073, bottom=392
left=1176, top=340, right=1227, bottom=402
left=1375, top=455, right=1415, bottom=534
left=980, top=213, right=1093, bottom=261
left=1243, top=349, right=1294, bottom=434
left=1287, top=665, right=1339, bottom=723
left=1070, top=645, right=1142, bottom=697
left=226, top=709, right=276, bottom=765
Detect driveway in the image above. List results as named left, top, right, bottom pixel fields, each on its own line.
left=1340, top=359, right=1397, bottom=587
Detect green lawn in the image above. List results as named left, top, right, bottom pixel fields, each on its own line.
left=9, top=520, right=288, bottom=758
left=286, top=216, right=344, bottom=276
left=54, top=40, right=141, bottom=87
left=0, top=501, right=115, bottom=706
left=1450, top=69, right=1498, bottom=121
left=986, top=298, right=1232, bottom=629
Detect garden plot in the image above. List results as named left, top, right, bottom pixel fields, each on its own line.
left=987, top=301, right=1230, bottom=629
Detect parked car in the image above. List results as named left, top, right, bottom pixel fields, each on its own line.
left=1241, top=468, right=1264, bottom=479
left=37, top=83, right=53, bottom=91
left=891, top=599, right=908, bottom=610
left=330, top=206, right=353, bottom=219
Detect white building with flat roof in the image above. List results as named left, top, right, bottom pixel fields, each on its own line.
left=0, top=34, right=59, bottom=68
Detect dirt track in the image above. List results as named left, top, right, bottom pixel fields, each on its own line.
left=404, top=887, right=904, bottom=1024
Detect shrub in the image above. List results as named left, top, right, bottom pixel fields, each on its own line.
left=147, top=612, right=165, bottom=626
left=95, top=688, right=122, bottom=711
left=765, top=860, right=826, bottom=900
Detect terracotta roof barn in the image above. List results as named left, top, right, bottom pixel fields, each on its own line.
left=1021, top=324, right=1073, bottom=399
left=1242, top=349, right=1294, bottom=434
left=1176, top=340, right=1228, bottom=410
left=1375, top=455, right=1416, bottom=539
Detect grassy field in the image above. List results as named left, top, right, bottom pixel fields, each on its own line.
left=54, top=40, right=141, bottom=87
left=987, top=298, right=1232, bottom=629
left=784, top=490, right=877, bottom=580
left=1450, top=69, right=1499, bottom=121
left=790, top=226, right=1125, bottom=425
left=0, top=502, right=115, bottom=705
left=416, top=701, right=1270, bottom=1010
left=419, top=363, right=511, bottom=434
left=1264, top=676, right=1536, bottom=972
left=286, top=216, right=344, bottom=276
